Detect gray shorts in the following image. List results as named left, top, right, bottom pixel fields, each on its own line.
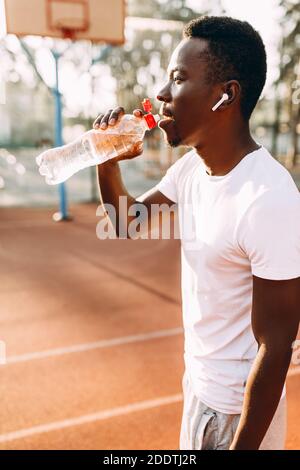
left=180, top=370, right=287, bottom=450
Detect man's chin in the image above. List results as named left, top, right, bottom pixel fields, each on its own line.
left=162, top=130, right=182, bottom=148
left=159, top=120, right=183, bottom=147
left=166, top=137, right=181, bottom=148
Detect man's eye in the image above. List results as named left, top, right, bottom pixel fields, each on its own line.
left=173, top=76, right=183, bottom=83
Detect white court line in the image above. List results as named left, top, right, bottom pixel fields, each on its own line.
left=0, top=394, right=183, bottom=444
left=287, top=366, right=300, bottom=377
left=5, top=327, right=183, bottom=365
left=0, top=362, right=298, bottom=444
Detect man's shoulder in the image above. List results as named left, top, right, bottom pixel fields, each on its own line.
left=239, top=146, right=299, bottom=207
left=235, top=146, right=300, bottom=226
left=253, top=146, right=298, bottom=192
left=243, top=150, right=300, bottom=219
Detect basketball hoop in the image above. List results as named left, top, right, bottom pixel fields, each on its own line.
left=46, top=0, right=90, bottom=40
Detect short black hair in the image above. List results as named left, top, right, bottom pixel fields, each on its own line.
left=183, top=16, right=267, bottom=120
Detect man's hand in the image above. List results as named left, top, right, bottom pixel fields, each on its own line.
left=93, top=107, right=145, bottom=162
left=95, top=106, right=176, bottom=238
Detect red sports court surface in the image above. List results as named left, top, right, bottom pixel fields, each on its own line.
left=0, top=203, right=299, bottom=449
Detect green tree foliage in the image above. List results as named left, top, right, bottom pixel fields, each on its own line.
left=273, top=0, right=300, bottom=165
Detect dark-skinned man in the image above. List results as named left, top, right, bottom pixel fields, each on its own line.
left=93, top=16, right=300, bottom=450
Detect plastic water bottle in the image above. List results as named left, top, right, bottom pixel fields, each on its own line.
left=36, top=98, right=160, bottom=185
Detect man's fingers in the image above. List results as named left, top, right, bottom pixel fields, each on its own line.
left=93, top=107, right=142, bottom=131
left=99, top=110, right=113, bottom=130
left=108, top=106, right=125, bottom=126
left=133, top=140, right=143, bottom=155
left=133, top=109, right=144, bottom=118
left=93, top=114, right=104, bottom=129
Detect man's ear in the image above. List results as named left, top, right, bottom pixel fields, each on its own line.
left=223, top=80, right=241, bottom=105
left=211, top=80, right=241, bottom=112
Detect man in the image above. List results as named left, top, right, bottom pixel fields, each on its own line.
left=94, top=16, right=300, bottom=450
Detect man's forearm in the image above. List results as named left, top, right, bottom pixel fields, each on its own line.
left=97, top=161, right=137, bottom=237
left=230, top=344, right=291, bottom=450
left=97, top=161, right=135, bottom=211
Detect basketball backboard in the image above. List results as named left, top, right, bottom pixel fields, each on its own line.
left=2, top=0, right=125, bottom=44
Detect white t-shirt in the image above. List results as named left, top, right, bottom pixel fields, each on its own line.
left=155, top=145, right=300, bottom=414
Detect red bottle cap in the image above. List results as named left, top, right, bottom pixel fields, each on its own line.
left=141, top=98, right=158, bottom=129
left=143, top=114, right=157, bottom=129
left=142, top=98, right=152, bottom=113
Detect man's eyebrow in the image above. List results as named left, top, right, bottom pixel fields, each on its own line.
left=167, top=66, right=187, bottom=77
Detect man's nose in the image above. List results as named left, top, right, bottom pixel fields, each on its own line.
left=156, top=82, right=172, bottom=103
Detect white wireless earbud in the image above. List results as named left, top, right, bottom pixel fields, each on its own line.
left=211, top=93, right=229, bottom=111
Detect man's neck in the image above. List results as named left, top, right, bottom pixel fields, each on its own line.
left=194, top=123, right=260, bottom=177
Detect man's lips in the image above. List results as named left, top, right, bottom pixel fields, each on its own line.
left=159, top=104, right=174, bottom=119
left=158, top=116, right=175, bottom=130
left=158, top=105, right=176, bottom=130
